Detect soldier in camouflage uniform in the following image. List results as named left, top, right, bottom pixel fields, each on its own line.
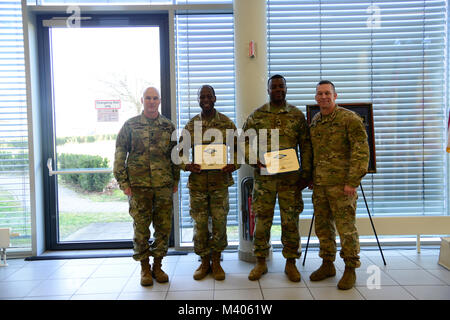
left=113, top=87, right=180, bottom=287
left=180, top=85, right=240, bottom=281
left=309, top=80, right=369, bottom=290
left=242, top=75, right=313, bottom=282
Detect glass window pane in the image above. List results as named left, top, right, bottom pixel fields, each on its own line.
left=267, top=0, right=448, bottom=220
left=50, top=26, right=161, bottom=242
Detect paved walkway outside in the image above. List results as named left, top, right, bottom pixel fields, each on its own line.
left=58, top=184, right=128, bottom=214
left=1, top=174, right=185, bottom=243
left=63, top=222, right=133, bottom=241
left=58, top=184, right=133, bottom=241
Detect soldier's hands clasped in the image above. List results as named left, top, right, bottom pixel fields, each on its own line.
left=221, top=164, right=236, bottom=173
left=185, top=163, right=202, bottom=173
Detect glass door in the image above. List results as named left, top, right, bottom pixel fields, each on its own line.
left=38, top=14, right=170, bottom=249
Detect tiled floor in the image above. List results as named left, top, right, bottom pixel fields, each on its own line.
left=0, top=247, right=449, bottom=300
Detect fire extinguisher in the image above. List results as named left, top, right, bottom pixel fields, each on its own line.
left=248, top=194, right=255, bottom=239
left=241, top=177, right=255, bottom=241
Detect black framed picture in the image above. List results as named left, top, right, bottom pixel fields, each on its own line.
left=306, top=103, right=376, bottom=173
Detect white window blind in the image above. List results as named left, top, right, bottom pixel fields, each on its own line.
left=267, top=0, right=447, bottom=217
left=0, top=0, right=31, bottom=249
left=175, top=13, right=237, bottom=242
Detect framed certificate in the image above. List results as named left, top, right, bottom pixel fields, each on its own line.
left=263, top=148, right=300, bottom=174
left=194, top=144, right=227, bottom=170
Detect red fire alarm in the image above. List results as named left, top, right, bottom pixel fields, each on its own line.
left=249, top=40, right=256, bottom=58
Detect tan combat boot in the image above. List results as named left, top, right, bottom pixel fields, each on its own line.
left=140, top=258, right=153, bottom=286
left=193, top=255, right=211, bottom=280
left=309, top=260, right=336, bottom=281
left=211, top=252, right=225, bottom=281
left=337, top=266, right=356, bottom=290
left=152, top=257, right=169, bottom=283
left=284, top=258, right=301, bottom=282
left=248, top=257, right=268, bottom=281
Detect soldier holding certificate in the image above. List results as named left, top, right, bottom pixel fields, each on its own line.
left=181, top=85, right=240, bottom=281
left=242, top=74, right=313, bottom=282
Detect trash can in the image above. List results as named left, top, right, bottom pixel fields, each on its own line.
left=0, top=228, right=10, bottom=267
left=438, top=237, right=450, bottom=270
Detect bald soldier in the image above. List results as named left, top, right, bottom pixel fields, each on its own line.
left=180, top=85, right=240, bottom=281
left=309, top=80, right=369, bottom=290
left=243, top=74, right=312, bottom=282
left=113, top=87, right=180, bottom=287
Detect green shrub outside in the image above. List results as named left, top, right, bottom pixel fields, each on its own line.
left=56, top=134, right=117, bottom=146
left=58, top=153, right=112, bottom=192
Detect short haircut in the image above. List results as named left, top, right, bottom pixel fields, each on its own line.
left=142, top=86, right=160, bottom=98
left=268, top=74, right=286, bottom=87
left=316, top=80, right=336, bottom=92
left=198, top=85, right=216, bottom=97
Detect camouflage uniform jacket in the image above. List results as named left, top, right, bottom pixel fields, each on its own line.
left=242, top=102, right=312, bottom=181
left=310, top=105, right=369, bottom=188
left=113, top=112, right=180, bottom=190
left=181, top=110, right=241, bottom=191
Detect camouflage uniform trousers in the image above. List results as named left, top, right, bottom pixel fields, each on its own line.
left=252, top=176, right=303, bottom=259
left=189, top=188, right=229, bottom=257
left=129, top=187, right=173, bottom=261
left=312, top=185, right=361, bottom=268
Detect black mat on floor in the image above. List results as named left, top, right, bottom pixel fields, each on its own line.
left=24, top=251, right=188, bottom=261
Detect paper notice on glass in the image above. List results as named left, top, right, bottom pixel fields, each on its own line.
left=194, top=144, right=227, bottom=170
left=263, top=148, right=300, bottom=174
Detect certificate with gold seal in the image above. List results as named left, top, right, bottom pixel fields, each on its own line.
left=194, top=144, right=227, bottom=170
left=263, top=148, right=299, bottom=174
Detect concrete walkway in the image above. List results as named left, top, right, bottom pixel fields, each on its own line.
left=1, top=174, right=132, bottom=242
left=63, top=222, right=133, bottom=241
left=0, top=174, right=128, bottom=214
left=57, top=184, right=133, bottom=241
left=57, top=184, right=128, bottom=214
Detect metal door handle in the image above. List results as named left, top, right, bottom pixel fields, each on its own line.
left=47, top=158, right=112, bottom=176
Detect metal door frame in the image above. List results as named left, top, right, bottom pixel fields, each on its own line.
left=37, top=13, right=171, bottom=250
